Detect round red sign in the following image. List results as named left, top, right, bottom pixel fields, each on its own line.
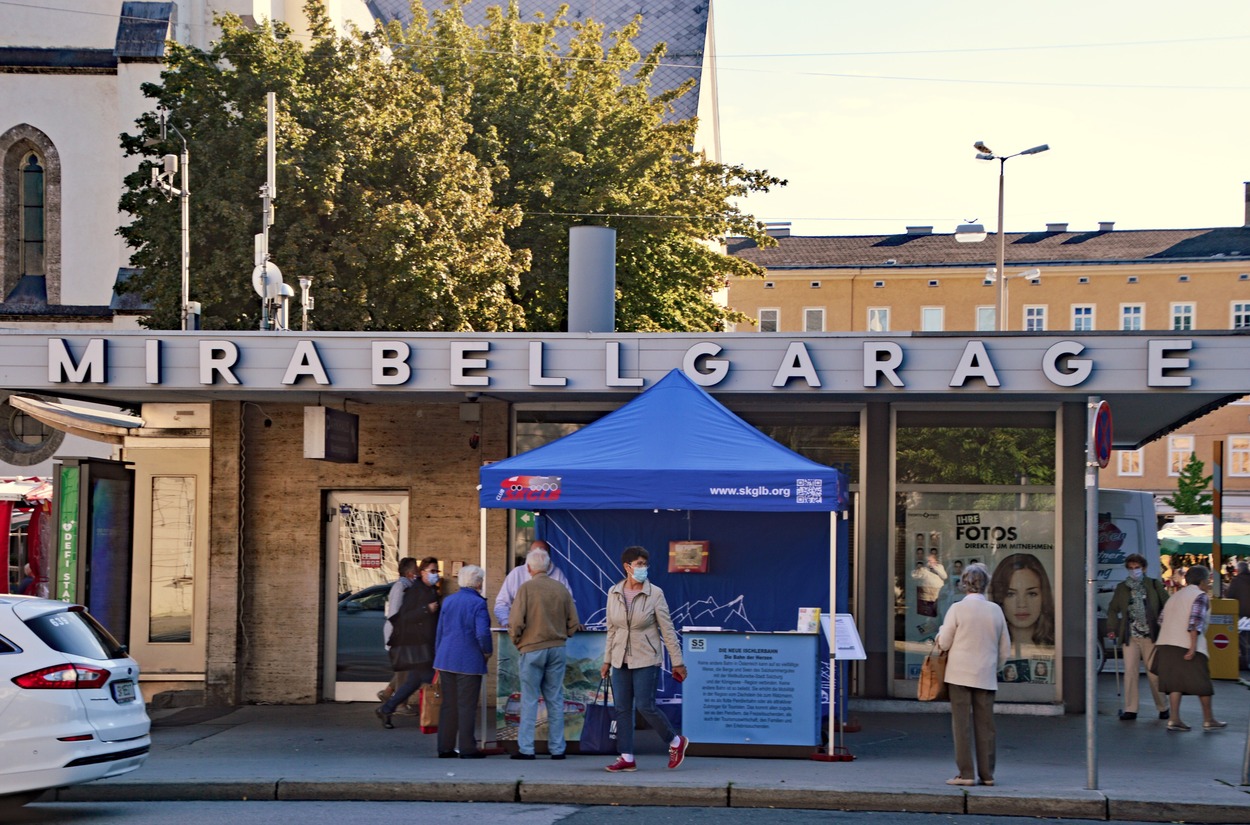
left=1212, top=634, right=1230, bottom=649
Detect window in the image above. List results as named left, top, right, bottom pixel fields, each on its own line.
left=1171, top=303, right=1193, bottom=331
left=803, top=307, right=824, bottom=332
left=1077, top=276, right=1089, bottom=284
left=1117, top=449, right=1143, bottom=477
left=763, top=281, right=775, bottom=289
left=758, top=308, right=779, bottom=332
left=1231, top=436, right=1250, bottom=477
left=1024, top=305, right=1046, bottom=331
left=1178, top=275, right=1190, bottom=283
left=1121, top=304, right=1144, bottom=331
left=1072, top=305, right=1094, bottom=331
left=1, top=124, right=60, bottom=302
left=149, top=476, right=196, bottom=643
left=927, top=280, right=939, bottom=287
left=920, top=307, right=943, bottom=331
left=867, top=307, right=889, bottom=332
left=1127, top=276, right=1138, bottom=284
left=976, top=306, right=996, bottom=331
left=1168, top=435, right=1195, bottom=476
left=809, top=281, right=821, bottom=289
left=873, top=281, right=885, bottom=288
left=1233, top=302, right=1250, bottom=330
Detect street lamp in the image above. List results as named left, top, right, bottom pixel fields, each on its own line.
left=973, top=141, right=1049, bottom=331
left=985, top=267, right=1041, bottom=331
left=149, top=110, right=196, bottom=331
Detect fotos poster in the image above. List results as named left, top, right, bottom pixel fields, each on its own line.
left=904, top=507, right=1056, bottom=686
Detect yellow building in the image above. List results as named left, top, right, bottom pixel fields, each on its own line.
left=728, top=221, right=1250, bottom=518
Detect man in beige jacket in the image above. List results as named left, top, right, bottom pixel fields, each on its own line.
left=508, top=546, right=579, bottom=759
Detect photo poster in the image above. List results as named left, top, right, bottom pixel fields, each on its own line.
left=494, top=631, right=606, bottom=744
left=903, top=507, right=1056, bottom=686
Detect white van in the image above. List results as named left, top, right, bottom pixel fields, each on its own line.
left=1095, top=489, right=1161, bottom=664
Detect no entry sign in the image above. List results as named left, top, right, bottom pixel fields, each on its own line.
left=1212, top=634, right=1230, bottom=650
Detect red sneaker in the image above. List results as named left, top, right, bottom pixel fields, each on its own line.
left=604, top=757, right=637, bottom=773
left=667, top=735, right=689, bottom=769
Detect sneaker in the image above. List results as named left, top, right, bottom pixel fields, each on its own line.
left=374, top=707, right=394, bottom=730
left=460, top=752, right=487, bottom=759
left=550, top=754, right=566, bottom=760
left=605, top=757, right=637, bottom=772
left=393, top=705, right=419, bottom=717
left=1167, top=721, right=1191, bottom=732
left=511, top=752, right=536, bottom=761
left=376, top=689, right=391, bottom=702
left=667, top=735, right=689, bottom=770
left=1158, top=709, right=1170, bottom=721
left=1118, top=711, right=1137, bottom=721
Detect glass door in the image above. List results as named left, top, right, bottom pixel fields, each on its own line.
left=323, top=491, right=408, bottom=701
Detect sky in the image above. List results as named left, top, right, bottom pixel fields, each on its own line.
left=711, top=0, right=1250, bottom=237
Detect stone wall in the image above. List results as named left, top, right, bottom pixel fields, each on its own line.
left=209, top=398, right=510, bottom=704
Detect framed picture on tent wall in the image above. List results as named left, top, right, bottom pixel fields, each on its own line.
left=669, top=540, right=710, bottom=573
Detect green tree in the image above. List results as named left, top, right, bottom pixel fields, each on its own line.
left=119, top=1, right=526, bottom=331
left=396, top=1, right=783, bottom=331
left=1163, top=453, right=1213, bottom=515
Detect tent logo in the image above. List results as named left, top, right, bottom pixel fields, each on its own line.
left=497, top=475, right=562, bottom=502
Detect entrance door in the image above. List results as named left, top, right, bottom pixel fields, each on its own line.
left=323, top=491, right=408, bottom=701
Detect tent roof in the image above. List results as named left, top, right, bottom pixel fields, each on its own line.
left=480, top=369, right=846, bottom=512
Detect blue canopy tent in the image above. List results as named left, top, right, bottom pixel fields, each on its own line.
left=479, top=369, right=850, bottom=754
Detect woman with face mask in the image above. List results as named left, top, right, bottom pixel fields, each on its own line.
left=377, top=556, right=441, bottom=729
left=599, top=546, right=689, bottom=772
left=1105, top=553, right=1169, bottom=721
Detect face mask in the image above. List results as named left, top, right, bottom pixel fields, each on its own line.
left=631, top=567, right=649, bottom=584
left=424, top=572, right=439, bottom=585
left=1128, top=568, right=1143, bottom=580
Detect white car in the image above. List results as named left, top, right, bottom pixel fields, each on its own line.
left=0, top=595, right=151, bottom=808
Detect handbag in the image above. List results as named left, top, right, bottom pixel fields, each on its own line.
left=388, top=643, right=433, bottom=672
left=918, top=645, right=949, bottom=701
left=578, top=677, right=617, bottom=754
left=418, top=677, right=442, bottom=733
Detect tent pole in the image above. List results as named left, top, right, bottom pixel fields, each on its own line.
left=478, top=506, right=494, bottom=751
left=828, top=509, right=837, bottom=757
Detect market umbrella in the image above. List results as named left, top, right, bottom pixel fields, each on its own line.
left=1158, top=520, right=1250, bottom=555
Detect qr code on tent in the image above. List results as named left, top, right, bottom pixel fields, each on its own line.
left=797, top=478, right=822, bottom=504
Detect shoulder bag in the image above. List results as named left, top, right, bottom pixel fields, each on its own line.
left=918, top=644, right=949, bottom=701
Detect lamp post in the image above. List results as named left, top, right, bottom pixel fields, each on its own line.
left=973, top=141, right=1049, bottom=331
left=150, top=111, right=194, bottom=331
left=998, top=267, right=1041, bottom=331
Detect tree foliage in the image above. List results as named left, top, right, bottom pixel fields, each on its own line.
left=1163, top=453, right=1213, bottom=515
left=119, top=2, right=526, bottom=331
left=396, top=0, right=783, bottom=331
left=895, top=427, right=1056, bottom=487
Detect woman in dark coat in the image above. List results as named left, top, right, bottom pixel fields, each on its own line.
left=376, top=556, right=440, bottom=729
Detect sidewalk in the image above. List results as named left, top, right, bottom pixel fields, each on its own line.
left=48, top=673, right=1250, bottom=823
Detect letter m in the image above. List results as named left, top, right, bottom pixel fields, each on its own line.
left=48, top=338, right=106, bottom=383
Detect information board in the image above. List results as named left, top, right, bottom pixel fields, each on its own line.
left=681, top=632, right=819, bottom=746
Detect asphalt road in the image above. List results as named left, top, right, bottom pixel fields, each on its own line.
left=8, top=801, right=1169, bottom=825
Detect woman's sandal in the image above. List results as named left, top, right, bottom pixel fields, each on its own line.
left=1167, top=721, right=1191, bottom=732
left=1204, top=720, right=1228, bottom=731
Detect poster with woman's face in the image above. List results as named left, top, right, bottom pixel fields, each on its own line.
left=902, top=501, right=1055, bottom=686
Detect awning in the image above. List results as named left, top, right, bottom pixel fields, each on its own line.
left=0, top=477, right=52, bottom=502
left=1158, top=519, right=1250, bottom=555
left=8, top=395, right=143, bottom=446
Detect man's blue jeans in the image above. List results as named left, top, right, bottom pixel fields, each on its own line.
left=610, top=664, right=676, bottom=755
left=518, top=646, right=567, bottom=756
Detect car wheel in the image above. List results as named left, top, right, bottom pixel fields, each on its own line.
left=0, top=790, right=46, bottom=809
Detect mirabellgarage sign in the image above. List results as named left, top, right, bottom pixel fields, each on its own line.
left=0, top=332, right=1224, bottom=394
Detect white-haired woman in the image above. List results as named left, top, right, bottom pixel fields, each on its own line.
left=1154, top=564, right=1226, bottom=732
left=935, top=562, right=1011, bottom=787
left=433, top=564, right=493, bottom=758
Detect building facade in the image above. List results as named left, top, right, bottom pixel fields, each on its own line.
left=727, top=219, right=1250, bottom=517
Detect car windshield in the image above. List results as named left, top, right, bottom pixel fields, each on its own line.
left=26, top=608, right=127, bottom=660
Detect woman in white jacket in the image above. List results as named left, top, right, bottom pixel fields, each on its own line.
left=936, top=562, right=1011, bottom=787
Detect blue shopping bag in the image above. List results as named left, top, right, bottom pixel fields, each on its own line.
left=579, top=677, right=617, bottom=754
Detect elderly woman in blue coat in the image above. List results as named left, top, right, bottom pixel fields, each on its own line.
left=433, top=564, right=493, bottom=759
left=935, top=562, right=1011, bottom=787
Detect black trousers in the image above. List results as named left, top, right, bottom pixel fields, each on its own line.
left=437, top=671, right=483, bottom=755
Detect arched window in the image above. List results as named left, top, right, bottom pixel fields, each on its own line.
left=20, top=152, right=45, bottom=277
left=1, top=124, right=60, bottom=303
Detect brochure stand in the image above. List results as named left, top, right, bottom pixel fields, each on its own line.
left=811, top=613, right=865, bottom=763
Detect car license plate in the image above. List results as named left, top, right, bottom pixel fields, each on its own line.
left=111, top=680, right=136, bottom=703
